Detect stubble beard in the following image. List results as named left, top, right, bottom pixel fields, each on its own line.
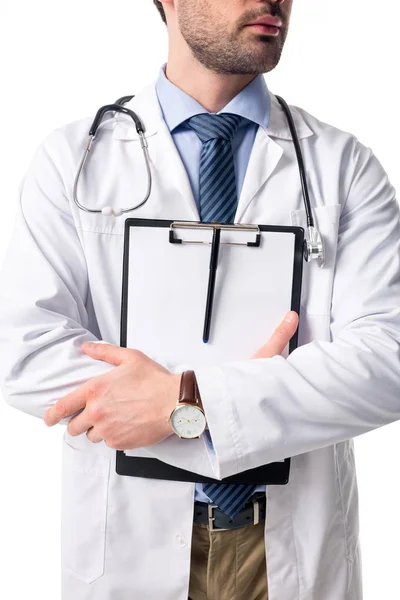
left=178, top=9, right=288, bottom=75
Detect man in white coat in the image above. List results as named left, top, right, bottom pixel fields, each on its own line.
left=1, top=0, right=400, bottom=598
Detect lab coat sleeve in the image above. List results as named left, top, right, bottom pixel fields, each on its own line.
left=189, top=139, right=400, bottom=480
left=0, top=132, right=117, bottom=425
left=146, top=139, right=400, bottom=480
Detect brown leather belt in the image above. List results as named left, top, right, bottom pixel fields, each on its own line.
left=193, top=493, right=266, bottom=531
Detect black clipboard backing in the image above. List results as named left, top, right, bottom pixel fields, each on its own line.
left=116, top=218, right=304, bottom=485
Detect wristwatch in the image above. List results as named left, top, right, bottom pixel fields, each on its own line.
left=169, top=370, right=208, bottom=439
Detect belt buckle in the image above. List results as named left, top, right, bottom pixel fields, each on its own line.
left=207, top=504, right=230, bottom=532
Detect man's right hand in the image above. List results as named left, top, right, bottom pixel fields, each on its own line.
left=251, top=311, right=299, bottom=359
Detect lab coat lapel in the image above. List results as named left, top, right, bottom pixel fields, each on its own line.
left=150, top=119, right=201, bottom=220
left=235, top=126, right=283, bottom=223
left=235, top=90, right=314, bottom=223
left=112, top=82, right=200, bottom=220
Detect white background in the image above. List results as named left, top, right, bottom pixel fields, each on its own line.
left=0, top=0, right=399, bottom=598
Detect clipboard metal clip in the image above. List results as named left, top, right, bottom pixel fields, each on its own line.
left=168, top=221, right=261, bottom=343
left=169, top=221, right=261, bottom=247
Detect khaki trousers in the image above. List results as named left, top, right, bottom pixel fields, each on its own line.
left=188, top=519, right=269, bottom=600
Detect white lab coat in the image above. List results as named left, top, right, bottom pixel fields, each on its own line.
left=1, top=79, right=400, bottom=600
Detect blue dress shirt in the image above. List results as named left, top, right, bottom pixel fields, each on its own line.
left=155, top=62, right=270, bottom=503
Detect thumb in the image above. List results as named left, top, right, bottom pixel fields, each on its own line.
left=251, top=311, right=299, bottom=359
left=81, top=341, right=129, bottom=366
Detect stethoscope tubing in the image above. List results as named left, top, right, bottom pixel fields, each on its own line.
left=72, top=93, right=324, bottom=265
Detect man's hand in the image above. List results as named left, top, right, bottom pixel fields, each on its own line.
left=44, top=346, right=182, bottom=449
left=43, top=311, right=298, bottom=449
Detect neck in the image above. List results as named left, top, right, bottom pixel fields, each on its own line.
left=164, top=54, right=257, bottom=114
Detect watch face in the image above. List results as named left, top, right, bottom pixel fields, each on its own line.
left=170, top=404, right=206, bottom=439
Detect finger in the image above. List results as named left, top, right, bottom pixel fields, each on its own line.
left=251, top=311, right=299, bottom=359
left=81, top=341, right=128, bottom=366
left=67, top=408, right=95, bottom=437
left=44, top=381, right=92, bottom=427
left=86, top=427, right=103, bottom=444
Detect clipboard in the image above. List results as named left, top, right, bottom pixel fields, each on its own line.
left=116, top=218, right=304, bottom=485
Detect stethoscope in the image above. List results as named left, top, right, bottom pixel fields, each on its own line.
left=73, top=93, right=324, bottom=267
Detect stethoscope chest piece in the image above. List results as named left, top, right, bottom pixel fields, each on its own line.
left=304, top=226, right=324, bottom=267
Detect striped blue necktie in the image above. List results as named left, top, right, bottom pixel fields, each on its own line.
left=186, top=112, right=242, bottom=223
left=185, top=112, right=259, bottom=519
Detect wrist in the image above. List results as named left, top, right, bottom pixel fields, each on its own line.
left=169, top=370, right=208, bottom=438
left=165, top=374, right=182, bottom=436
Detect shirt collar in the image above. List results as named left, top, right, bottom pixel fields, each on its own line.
left=155, top=62, right=270, bottom=132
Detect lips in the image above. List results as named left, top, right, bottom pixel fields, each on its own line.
left=247, top=15, right=282, bottom=28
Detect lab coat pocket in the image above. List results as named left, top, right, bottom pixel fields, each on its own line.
left=61, top=440, right=111, bottom=584
left=75, top=210, right=126, bottom=235
left=290, top=204, right=341, bottom=316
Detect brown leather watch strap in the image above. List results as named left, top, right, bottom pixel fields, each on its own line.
left=179, top=370, right=208, bottom=430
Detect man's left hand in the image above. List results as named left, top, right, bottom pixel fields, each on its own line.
left=43, top=343, right=181, bottom=450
